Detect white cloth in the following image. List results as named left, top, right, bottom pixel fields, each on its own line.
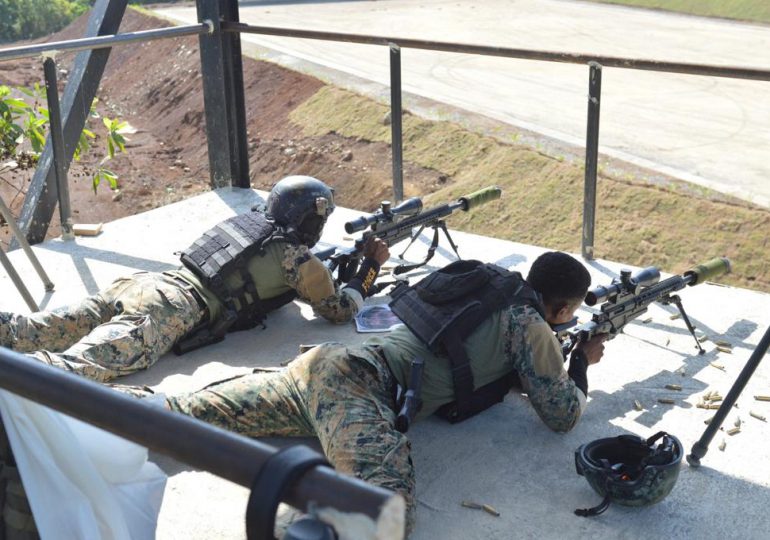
left=0, top=390, right=167, bottom=540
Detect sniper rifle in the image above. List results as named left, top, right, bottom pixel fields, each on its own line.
left=557, top=257, right=732, bottom=356
left=317, top=186, right=502, bottom=284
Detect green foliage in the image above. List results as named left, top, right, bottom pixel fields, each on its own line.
left=0, top=83, right=130, bottom=193
left=0, top=0, right=89, bottom=43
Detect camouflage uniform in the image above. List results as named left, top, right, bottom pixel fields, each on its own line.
left=0, top=242, right=361, bottom=383
left=166, top=304, right=585, bottom=535
left=167, top=342, right=414, bottom=532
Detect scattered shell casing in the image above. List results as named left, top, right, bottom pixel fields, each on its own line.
left=658, top=398, right=675, bottom=405
left=461, top=501, right=483, bottom=510
left=669, top=313, right=681, bottom=320
left=750, top=411, right=767, bottom=422
left=710, top=362, right=726, bottom=371
left=709, top=395, right=724, bottom=403
left=754, top=395, right=770, bottom=402
left=665, top=338, right=670, bottom=346
left=698, top=403, right=722, bottom=410
left=718, top=440, right=726, bottom=451
left=703, top=390, right=713, bottom=400
left=697, top=335, right=709, bottom=343
left=482, top=504, right=500, bottom=517
left=726, top=427, right=741, bottom=436
left=633, top=400, right=643, bottom=411
left=665, top=384, right=682, bottom=391
left=734, top=417, right=742, bottom=428
left=642, top=317, right=652, bottom=324
left=715, top=340, right=732, bottom=347
left=716, top=346, right=732, bottom=354
left=704, top=416, right=714, bottom=425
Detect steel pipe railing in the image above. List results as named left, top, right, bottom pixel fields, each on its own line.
left=222, top=22, right=770, bottom=82
left=0, top=346, right=402, bottom=533
left=0, top=22, right=213, bottom=63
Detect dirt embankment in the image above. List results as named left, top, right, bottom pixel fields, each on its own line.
left=0, top=9, right=442, bottom=247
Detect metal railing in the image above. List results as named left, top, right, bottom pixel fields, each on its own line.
left=0, top=346, right=403, bottom=538
left=1, top=2, right=769, bottom=533
left=221, top=21, right=770, bottom=260
left=3, top=6, right=769, bottom=256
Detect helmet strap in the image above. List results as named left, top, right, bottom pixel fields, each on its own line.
left=574, top=493, right=611, bottom=517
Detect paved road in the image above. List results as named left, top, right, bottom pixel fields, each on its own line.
left=157, top=0, right=770, bottom=208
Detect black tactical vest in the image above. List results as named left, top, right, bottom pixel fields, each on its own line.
left=389, top=259, right=545, bottom=423
left=179, top=211, right=298, bottom=332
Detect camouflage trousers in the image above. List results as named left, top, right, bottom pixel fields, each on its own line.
left=168, top=343, right=416, bottom=535
left=0, top=272, right=205, bottom=383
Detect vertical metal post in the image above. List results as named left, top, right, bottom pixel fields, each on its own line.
left=582, top=62, right=602, bottom=260
left=43, top=57, right=74, bottom=240
left=389, top=43, right=404, bottom=203
left=196, top=0, right=249, bottom=189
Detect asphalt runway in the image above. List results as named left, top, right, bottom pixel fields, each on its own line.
left=158, top=0, right=770, bottom=208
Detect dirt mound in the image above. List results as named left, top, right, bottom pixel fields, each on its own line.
left=0, top=9, right=442, bottom=246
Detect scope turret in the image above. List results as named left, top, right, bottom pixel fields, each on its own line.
left=585, top=266, right=660, bottom=306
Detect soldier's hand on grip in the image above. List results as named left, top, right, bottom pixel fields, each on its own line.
left=363, top=237, right=390, bottom=266
left=577, top=334, right=607, bottom=366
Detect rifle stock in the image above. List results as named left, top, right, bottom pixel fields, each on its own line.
left=558, top=257, right=731, bottom=355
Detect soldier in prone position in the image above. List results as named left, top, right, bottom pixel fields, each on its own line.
left=0, top=175, right=389, bottom=382
left=148, top=251, right=607, bottom=536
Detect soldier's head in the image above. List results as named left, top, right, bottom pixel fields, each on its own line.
left=526, top=251, right=591, bottom=325
left=266, top=175, right=336, bottom=247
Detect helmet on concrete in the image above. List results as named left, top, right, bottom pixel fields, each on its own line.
left=266, top=175, right=335, bottom=247
left=574, top=431, right=682, bottom=516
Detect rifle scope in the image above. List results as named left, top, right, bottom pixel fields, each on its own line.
left=585, top=257, right=731, bottom=306
left=585, top=266, right=660, bottom=306
left=344, top=197, right=423, bottom=234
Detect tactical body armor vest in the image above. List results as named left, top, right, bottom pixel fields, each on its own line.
left=389, top=260, right=545, bottom=423
left=179, top=211, right=299, bottom=333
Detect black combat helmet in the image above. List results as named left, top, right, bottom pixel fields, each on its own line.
left=266, top=176, right=335, bottom=247
left=574, top=431, right=682, bottom=516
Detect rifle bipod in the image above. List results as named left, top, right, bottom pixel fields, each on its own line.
left=393, top=219, right=462, bottom=276
left=659, top=293, right=705, bottom=354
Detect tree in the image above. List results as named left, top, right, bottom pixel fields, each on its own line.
left=0, top=0, right=88, bottom=43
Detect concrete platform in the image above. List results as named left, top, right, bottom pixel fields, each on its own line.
left=2, top=188, right=769, bottom=539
